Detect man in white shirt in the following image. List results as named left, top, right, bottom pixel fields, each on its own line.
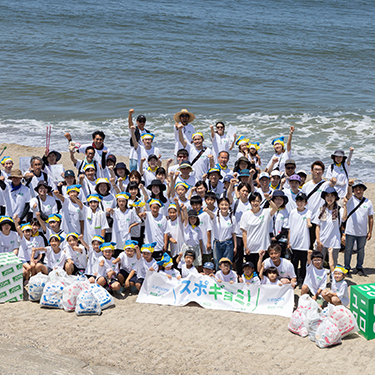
left=173, top=109, right=196, bottom=157
left=301, top=161, right=337, bottom=249
left=177, top=124, right=214, bottom=181
left=344, top=179, right=374, bottom=276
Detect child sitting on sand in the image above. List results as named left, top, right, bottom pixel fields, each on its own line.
left=158, top=252, right=181, bottom=279
left=177, top=250, right=199, bottom=278
left=80, top=234, right=105, bottom=283
left=301, top=250, right=327, bottom=306
left=238, top=261, right=260, bottom=285
left=215, top=257, right=237, bottom=284
left=135, top=242, right=159, bottom=290
left=321, top=247, right=349, bottom=306
left=64, top=233, right=87, bottom=275
left=97, top=242, right=121, bottom=292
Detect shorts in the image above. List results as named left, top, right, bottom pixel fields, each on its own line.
left=202, top=253, right=213, bottom=264
left=47, top=267, right=53, bottom=274
left=118, top=269, right=137, bottom=283
left=72, top=264, right=85, bottom=276
left=136, top=277, right=144, bottom=285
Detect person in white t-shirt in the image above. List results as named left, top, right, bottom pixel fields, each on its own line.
left=343, top=179, right=374, bottom=276
left=283, top=174, right=301, bottom=214
left=173, top=109, right=196, bottom=157
left=136, top=242, right=158, bottom=290
left=157, top=252, right=181, bottom=279
left=240, top=192, right=277, bottom=268
left=177, top=250, right=199, bottom=278
left=82, top=234, right=105, bottom=283
left=314, top=187, right=346, bottom=266
left=204, top=197, right=237, bottom=270
left=258, top=265, right=282, bottom=286
left=97, top=242, right=121, bottom=292
left=265, top=126, right=294, bottom=174
left=288, top=192, right=312, bottom=287
left=238, top=261, right=261, bottom=285
left=64, top=233, right=87, bottom=275
left=258, top=245, right=296, bottom=287
left=215, top=257, right=237, bottom=283
left=301, top=250, right=327, bottom=307
left=0, top=216, right=19, bottom=254
left=321, top=248, right=349, bottom=306
left=166, top=202, right=183, bottom=265
left=210, top=122, right=236, bottom=164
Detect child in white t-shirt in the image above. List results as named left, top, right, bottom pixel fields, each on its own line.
left=201, top=262, right=215, bottom=277
left=136, top=242, right=159, bottom=290
left=166, top=200, right=183, bottom=265
left=321, top=247, right=349, bottom=306
left=177, top=250, right=199, bottom=278
left=301, top=250, right=327, bottom=307
left=239, top=261, right=260, bottom=285
left=288, top=192, right=312, bottom=287
left=31, top=233, right=67, bottom=275
left=113, top=240, right=140, bottom=291
left=215, top=257, right=237, bottom=283
left=97, top=242, right=121, bottom=292
left=0, top=216, right=19, bottom=254
left=64, top=233, right=87, bottom=275
left=158, top=252, right=181, bottom=279
left=260, top=266, right=283, bottom=286
left=81, top=234, right=105, bottom=283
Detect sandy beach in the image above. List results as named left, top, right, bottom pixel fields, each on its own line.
left=1, top=143, right=375, bottom=375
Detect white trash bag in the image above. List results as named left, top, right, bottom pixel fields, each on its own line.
left=76, top=290, right=102, bottom=316
left=62, top=275, right=91, bottom=312
left=90, top=283, right=115, bottom=310
left=28, top=273, right=49, bottom=302
left=305, top=308, right=324, bottom=342
left=288, top=306, right=309, bottom=337
left=298, top=294, right=320, bottom=310
left=48, top=267, right=68, bottom=282
left=327, top=304, right=359, bottom=338
left=40, top=281, right=65, bottom=309
left=315, top=317, right=342, bottom=348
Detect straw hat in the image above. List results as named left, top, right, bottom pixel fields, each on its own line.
left=173, top=109, right=196, bottom=123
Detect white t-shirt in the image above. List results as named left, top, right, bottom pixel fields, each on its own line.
left=215, top=270, right=237, bottom=283
left=78, top=143, right=109, bottom=165
left=198, top=211, right=212, bottom=254
left=283, top=188, right=300, bottom=214
left=97, top=255, right=119, bottom=277
left=263, top=258, right=296, bottom=280
left=255, top=187, right=272, bottom=208
left=118, top=252, right=138, bottom=273
left=288, top=208, right=312, bottom=251
left=240, top=208, right=272, bottom=253
left=160, top=267, right=181, bottom=278
left=212, top=133, right=231, bottom=163
left=137, top=257, right=158, bottom=279
left=61, top=198, right=83, bottom=234
left=184, top=142, right=211, bottom=181
left=241, top=273, right=261, bottom=285
left=1, top=184, right=31, bottom=218
left=85, top=246, right=102, bottom=276
left=129, top=128, right=147, bottom=160
left=111, top=208, right=141, bottom=249
left=27, top=173, right=54, bottom=199
left=167, top=217, right=183, bottom=258
left=18, top=235, right=44, bottom=262
left=144, top=212, right=168, bottom=252
left=301, top=180, right=330, bottom=215
left=345, top=196, right=374, bottom=236
left=233, top=199, right=251, bottom=236
left=212, top=213, right=237, bottom=241
left=178, top=260, right=199, bottom=278
left=331, top=272, right=349, bottom=306
left=261, top=276, right=282, bottom=285
left=64, top=243, right=87, bottom=269
left=266, top=150, right=291, bottom=173
left=313, top=206, right=342, bottom=248
left=207, top=180, right=225, bottom=200
left=0, top=231, right=19, bottom=253
left=44, top=246, right=67, bottom=270
left=81, top=206, right=109, bottom=245
left=272, top=208, right=289, bottom=237
left=136, top=145, right=160, bottom=173
left=30, top=195, right=58, bottom=218
left=303, top=262, right=327, bottom=295
left=174, top=123, right=195, bottom=155
left=183, top=223, right=203, bottom=247
left=325, top=162, right=350, bottom=198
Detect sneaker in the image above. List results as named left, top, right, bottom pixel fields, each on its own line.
left=357, top=269, right=366, bottom=276
left=352, top=268, right=359, bottom=275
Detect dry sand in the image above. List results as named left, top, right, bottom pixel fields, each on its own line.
left=1, top=143, right=375, bottom=375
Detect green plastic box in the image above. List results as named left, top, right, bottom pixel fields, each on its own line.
left=0, top=252, right=23, bottom=303
left=350, top=283, right=375, bottom=340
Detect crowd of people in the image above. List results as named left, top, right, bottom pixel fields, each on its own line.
left=0, top=108, right=373, bottom=307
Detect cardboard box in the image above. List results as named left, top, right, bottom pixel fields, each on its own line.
left=0, top=252, right=23, bottom=303
left=350, top=283, right=375, bottom=340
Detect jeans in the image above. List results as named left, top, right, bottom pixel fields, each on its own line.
left=213, top=238, right=234, bottom=270
left=345, top=234, right=367, bottom=270
left=129, top=158, right=138, bottom=172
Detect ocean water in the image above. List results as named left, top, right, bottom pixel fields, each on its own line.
left=1, top=0, right=374, bottom=179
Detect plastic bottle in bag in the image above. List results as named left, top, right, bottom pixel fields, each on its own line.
left=40, top=281, right=65, bottom=309
left=90, top=283, right=115, bottom=310
left=76, top=290, right=102, bottom=316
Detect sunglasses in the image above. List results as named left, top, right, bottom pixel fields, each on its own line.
left=180, top=114, right=189, bottom=118
left=216, top=126, right=224, bottom=129
left=286, top=166, right=295, bottom=170
left=138, top=119, right=146, bottom=123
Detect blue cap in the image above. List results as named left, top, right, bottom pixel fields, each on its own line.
left=239, top=169, right=250, bottom=177
left=203, top=262, right=215, bottom=270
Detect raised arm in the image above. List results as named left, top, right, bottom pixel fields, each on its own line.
left=346, top=179, right=354, bottom=200
left=257, top=249, right=266, bottom=273
left=264, top=193, right=278, bottom=216
left=307, top=249, right=313, bottom=265
left=347, top=147, right=354, bottom=166
left=139, top=183, right=148, bottom=201
left=177, top=123, right=187, bottom=148
left=53, top=189, right=65, bottom=203
left=286, top=126, right=294, bottom=152
left=35, top=212, right=47, bottom=233
left=210, top=124, right=215, bottom=140
left=128, top=108, right=134, bottom=129
left=70, top=195, right=83, bottom=210
left=130, top=125, right=139, bottom=150
left=13, top=215, right=23, bottom=238
left=203, top=206, right=215, bottom=220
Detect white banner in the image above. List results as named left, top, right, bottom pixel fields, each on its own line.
left=136, top=272, right=294, bottom=317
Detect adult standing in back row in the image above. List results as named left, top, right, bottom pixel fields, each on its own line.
left=173, top=109, right=196, bottom=158
left=128, top=109, right=150, bottom=172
